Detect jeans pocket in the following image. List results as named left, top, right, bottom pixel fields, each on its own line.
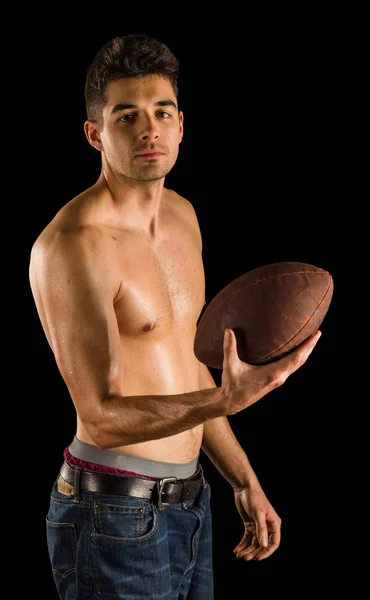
left=93, top=497, right=158, bottom=542
left=46, top=518, right=77, bottom=594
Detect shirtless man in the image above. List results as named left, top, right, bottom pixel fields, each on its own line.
left=29, top=34, right=321, bottom=599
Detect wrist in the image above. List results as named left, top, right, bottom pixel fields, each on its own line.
left=231, top=471, right=260, bottom=492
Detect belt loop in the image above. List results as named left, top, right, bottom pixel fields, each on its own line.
left=74, top=467, right=82, bottom=500
left=198, top=462, right=207, bottom=487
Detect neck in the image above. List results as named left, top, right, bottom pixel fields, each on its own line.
left=95, top=172, right=165, bottom=237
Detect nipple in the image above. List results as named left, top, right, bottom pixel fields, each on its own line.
left=142, top=321, right=156, bottom=332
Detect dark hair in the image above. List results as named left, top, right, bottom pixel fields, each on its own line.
left=84, top=34, right=180, bottom=124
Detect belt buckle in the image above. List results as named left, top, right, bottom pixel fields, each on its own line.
left=156, top=476, right=178, bottom=510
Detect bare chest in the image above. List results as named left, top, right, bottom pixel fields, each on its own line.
left=114, top=232, right=205, bottom=336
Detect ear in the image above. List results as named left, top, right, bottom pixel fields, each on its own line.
left=178, top=111, right=184, bottom=143
left=84, top=120, right=103, bottom=151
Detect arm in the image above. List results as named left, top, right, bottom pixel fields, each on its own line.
left=199, top=363, right=259, bottom=489
left=29, top=228, right=320, bottom=451
left=199, top=362, right=282, bottom=560
left=29, top=230, right=224, bottom=450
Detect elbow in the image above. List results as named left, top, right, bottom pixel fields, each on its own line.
left=84, top=419, right=117, bottom=450
left=82, top=403, right=129, bottom=450
left=86, top=428, right=114, bottom=450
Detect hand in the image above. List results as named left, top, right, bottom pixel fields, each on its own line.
left=233, top=484, right=282, bottom=561
left=221, top=328, right=321, bottom=415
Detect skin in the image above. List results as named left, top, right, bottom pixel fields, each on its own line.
left=29, top=74, right=321, bottom=561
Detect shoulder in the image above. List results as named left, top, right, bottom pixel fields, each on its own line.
left=162, top=188, right=203, bottom=253
left=29, top=196, right=110, bottom=285
left=31, top=219, right=93, bottom=266
left=29, top=219, right=121, bottom=308
left=163, top=188, right=201, bottom=230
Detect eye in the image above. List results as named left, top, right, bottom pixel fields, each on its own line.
left=119, top=114, right=136, bottom=122
left=157, top=111, right=171, bottom=119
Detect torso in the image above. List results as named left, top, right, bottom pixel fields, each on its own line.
left=32, top=185, right=207, bottom=463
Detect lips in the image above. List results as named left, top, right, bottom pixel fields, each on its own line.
left=137, top=151, right=163, bottom=158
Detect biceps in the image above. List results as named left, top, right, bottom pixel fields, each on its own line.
left=43, top=279, right=123, bottom=411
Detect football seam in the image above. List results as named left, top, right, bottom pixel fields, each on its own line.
left=256, top=276, right=333, bottom=362
left=197, top=271, right=331, bottom=335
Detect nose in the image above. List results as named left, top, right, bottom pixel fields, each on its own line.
left=139, top=114, right=160, bottom=142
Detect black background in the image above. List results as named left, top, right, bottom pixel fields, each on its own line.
left=25, top=18, right=340, bottom=599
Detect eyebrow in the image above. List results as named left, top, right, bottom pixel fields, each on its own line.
left=110, top=99, right=178, bottom=115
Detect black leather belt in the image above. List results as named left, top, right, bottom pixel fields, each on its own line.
left=60, top=461, right=204, bottom=506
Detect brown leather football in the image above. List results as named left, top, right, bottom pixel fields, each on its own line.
left=194, top=261, right=333, bottom=369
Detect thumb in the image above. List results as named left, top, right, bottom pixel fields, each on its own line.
left=256, top=520, right=269, bottom=549
left=223, top=328, right=239, bottom=364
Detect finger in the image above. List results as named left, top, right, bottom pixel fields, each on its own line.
left=233, top=523, right=256, bottom=553
left=257, top=525, right=269, bottom=549
left=248, top=508, right=268, bottom=549
left=235, top=535, right=261, bottom=561
left=237, top=547, right=260, bottom=561
left=268, top=521, right=281, bottom=549
left=233, top=532, right=254, bottom=554
left=255, top=511, right=280, bottom=549
left=237, top=537, right=280, bottom=561
left=223, top=328, right=239, bottom=363
left=255, top=540, right=280, bottom=561
left=276, top=330, right=322, bottom=373
left=294, top=329, right=322, bottom=357
left=254, top=522, right=281, bottom=560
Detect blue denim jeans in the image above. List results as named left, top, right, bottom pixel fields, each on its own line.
left=46, top=467, right=214, bottom=599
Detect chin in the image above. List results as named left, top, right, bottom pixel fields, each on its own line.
left=136, top=167, right=173, bottom=182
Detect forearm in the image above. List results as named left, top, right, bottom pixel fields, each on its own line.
left=198, top=363, right=259, bottom=490
left=201, top=416, right=260, bottom=490
left=87, top=388, right=225, bottom=449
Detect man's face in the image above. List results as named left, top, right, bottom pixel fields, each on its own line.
left=98, top=75, right=183, bottom=182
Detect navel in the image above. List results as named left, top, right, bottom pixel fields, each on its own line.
left=142, top=321, right=156, bottom=332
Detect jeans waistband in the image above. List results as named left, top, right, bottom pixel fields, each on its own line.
left=59, top=461, right=205, bottom=508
